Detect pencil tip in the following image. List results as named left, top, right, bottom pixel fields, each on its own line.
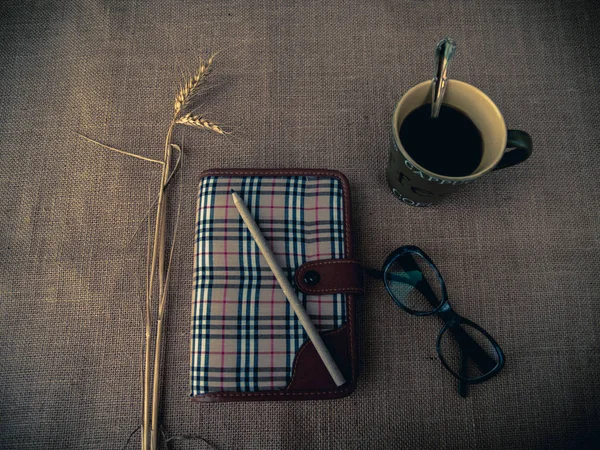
left=230, top=189, right=236, bottom=194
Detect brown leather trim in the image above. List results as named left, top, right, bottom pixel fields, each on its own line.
left=287, top=325, right=352, bottom=391
left=295, top=258, right=364, bottom=295
left=192, top=169, right=357, bottom=402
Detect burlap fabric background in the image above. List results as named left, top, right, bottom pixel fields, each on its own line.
left=1, top=1, right=598, bottom=448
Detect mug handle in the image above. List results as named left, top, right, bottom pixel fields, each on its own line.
left=493, top=130, right=533, bottom=170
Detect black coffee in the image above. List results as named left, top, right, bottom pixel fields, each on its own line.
left=399, top=104, right=483, bottom=177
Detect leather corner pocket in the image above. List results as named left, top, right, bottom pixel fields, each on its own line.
left=287, top=325, right=352, bottom=392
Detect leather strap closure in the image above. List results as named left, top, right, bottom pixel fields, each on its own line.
left=294, top=258, right=364, bottom=295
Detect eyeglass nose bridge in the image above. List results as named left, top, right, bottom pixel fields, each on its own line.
left=435, top=302, right=461, bottom=325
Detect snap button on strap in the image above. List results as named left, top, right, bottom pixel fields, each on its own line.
left=303, top=270, right=321, bottom=286
left=295, top=259, right=364, bottom=295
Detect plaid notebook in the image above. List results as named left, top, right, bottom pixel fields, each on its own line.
left=191, top=169, right=357, bottom=401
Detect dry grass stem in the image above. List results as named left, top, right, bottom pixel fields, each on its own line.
left=176, top=113, right=228, bottom=135
left=138, top=189, right=152, bottom=449
left=164, top=434, right=218, bottom=449
left=150, top=162, right=183, bottom=448
left=150, top=177, right=181, bottom=450
left=73, top=132, right=164, bottom=165
left=144, top=122, right=174, bottom=450
left=122, top=145, right=182, bottom=251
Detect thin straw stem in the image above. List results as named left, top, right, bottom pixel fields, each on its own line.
left=142, top=122, right=174, bottom=450
left=140, top=188, right=151, bottom=447
left=149, top=123, right=174, bottom=450
left=121, top=146, right=182, bottom=251
left=157, top=125, right=174, bottom=313
left=73, top=132, right=164, bottom=165
left=150, top=160, right=182, bottom=450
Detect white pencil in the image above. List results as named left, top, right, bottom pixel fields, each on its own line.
left=231, top=189, right=346, bottom=387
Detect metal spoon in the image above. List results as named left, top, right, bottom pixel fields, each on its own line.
left=431, top=38, right=457, bottom=119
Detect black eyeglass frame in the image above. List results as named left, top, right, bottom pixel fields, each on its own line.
left=380, top=245, right=505, bottom=385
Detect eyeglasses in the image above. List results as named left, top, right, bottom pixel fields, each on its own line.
left=365, top=245, right=505, bottom=397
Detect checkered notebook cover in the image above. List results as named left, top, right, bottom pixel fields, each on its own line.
left=191, top=171, right=349, bottom=397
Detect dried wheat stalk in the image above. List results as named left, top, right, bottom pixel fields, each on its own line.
left=75, top=53, right=225, bottom=450
left=146, top=55, right=225, bottom=450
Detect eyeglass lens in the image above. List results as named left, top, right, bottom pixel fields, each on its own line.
left=385, top=252, right=444, bottom=313
left=439, top=323, right=500, bottom=381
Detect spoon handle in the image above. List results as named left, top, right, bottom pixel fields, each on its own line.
left=431, top=38, right=457, bottom=118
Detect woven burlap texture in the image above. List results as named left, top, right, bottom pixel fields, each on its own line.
left=1, top=0, right=598, bottom=448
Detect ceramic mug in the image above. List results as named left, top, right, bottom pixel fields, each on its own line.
left=387, top=80, right=533, bottom=206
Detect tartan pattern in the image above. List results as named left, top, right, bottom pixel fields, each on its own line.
left=191, top=175, right=347, bottom=395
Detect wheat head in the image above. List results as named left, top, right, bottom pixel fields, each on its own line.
left=173, top=54, right=216, bottom=117
left=176, top=113, right=227, bottom=135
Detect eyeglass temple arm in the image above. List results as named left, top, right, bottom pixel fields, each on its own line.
left=449, top=325, right=498, bottom=374
left=363, top=267, right=384, bottom=279
left=458, top=350, right=468, bottom=397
